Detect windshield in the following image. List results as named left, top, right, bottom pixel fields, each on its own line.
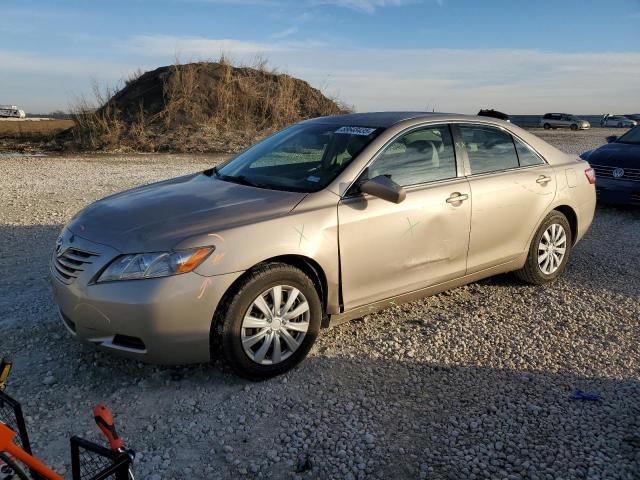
left=616, top=125, right=640, bottom=145
left=216, top=123, right=383, bottom=192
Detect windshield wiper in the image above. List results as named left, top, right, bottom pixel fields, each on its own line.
left=220, top=174, right=265, bottom=188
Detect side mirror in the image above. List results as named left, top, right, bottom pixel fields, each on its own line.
left=606, top=135, right=618, bottom=143
left=359, top=175, right=406, bottom=203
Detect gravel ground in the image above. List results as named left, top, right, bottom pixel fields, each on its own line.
left=1, top=128, right=638, bottom=479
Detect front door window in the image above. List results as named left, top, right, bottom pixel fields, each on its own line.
left=365, top=125, right=457, bottom=186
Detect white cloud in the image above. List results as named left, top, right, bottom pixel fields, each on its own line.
left=124, top=34, right=326, bottom=58
left=175, top=0, right=279, bottom=5
left=177, top=0, right=419, bottom=11
left=0, top=49, right=148, bottom=112
left=125, top=35, right=284, bottom=57
left=268, top=48, right=640, bottom=114
left=271, top=26, right=299, bottom=39
left=0, top=49, right=137, bottom=78
left=2, top=39, right=639, bottom=115
left=311, top=0, right=418, bottom=13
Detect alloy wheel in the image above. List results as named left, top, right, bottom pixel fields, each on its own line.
left=241, top=285, right=310, bottom=365
left=538, top=224, right=567, bottom=275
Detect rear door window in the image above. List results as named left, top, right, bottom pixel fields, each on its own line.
left=458, top=124, right=519, bottom=174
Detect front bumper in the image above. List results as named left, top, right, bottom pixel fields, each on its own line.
left=50, top=231, right=243, bottom=364
left=595, top=178, right=640, bottom=206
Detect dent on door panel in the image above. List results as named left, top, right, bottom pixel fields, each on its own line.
left=338, top=179, right=471, bottom=311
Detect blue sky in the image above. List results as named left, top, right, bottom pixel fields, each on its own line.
left=2, top=0, right=639, bottom=113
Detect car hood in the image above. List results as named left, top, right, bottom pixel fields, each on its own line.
left=67, top=172, right=307, bottom=252
left=586, top=142, right=640, bottom=168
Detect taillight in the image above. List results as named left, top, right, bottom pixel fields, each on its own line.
left=584, top=167, right=596, bottom=184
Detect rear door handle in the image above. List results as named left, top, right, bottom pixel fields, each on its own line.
left=446, top=192, right=469, bottom=204
left=536, top=175, right=552, bottom=185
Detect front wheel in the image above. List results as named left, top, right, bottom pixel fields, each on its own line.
left=514, top=211, right=573, bottom=285
left=570, top=124, right=578, bottom=130
left=543, top=123, right=551, bottom=129
left=213, top=263, right=322, bottom=380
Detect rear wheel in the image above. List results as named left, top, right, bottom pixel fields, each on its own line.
left=514, top=211, right=573, bottom=285
left=213, top=263, right=322, bottom=380
left=617, top=122, right=623, bottom=128
left=543, top=123, right=551, bottom=129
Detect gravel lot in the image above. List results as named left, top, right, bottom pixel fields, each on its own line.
left=1, top=128, right=638, bottom=479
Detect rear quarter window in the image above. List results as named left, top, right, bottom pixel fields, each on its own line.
left=514, top=138, right=544, bottom=167
left=458, top=124, right=519, bottom=175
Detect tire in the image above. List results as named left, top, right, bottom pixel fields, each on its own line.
left=212, top=263, right=322, bottom=380
left=543, top=123, right=551, bottom=129
left=570, top=124, right=578, bottom=130
left=0, top=452, right=31, bottom=480
left=514, top=210, right=573, bottom=285
left=617, top=122, right=623, bottom=128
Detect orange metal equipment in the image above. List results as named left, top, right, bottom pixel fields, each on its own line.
left=0, top=421, right=64, bottom=480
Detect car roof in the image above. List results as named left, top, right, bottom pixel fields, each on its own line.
left=302, top=111, right=486, bottom=128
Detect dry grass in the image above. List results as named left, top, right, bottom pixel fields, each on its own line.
left=66, top=56, right=344, bottom=153
left=0, top=119, right=74, bottom=137
left=69, top=82, right=126, bottom=150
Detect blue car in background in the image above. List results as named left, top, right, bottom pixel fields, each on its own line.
left=581, top=126, right=640, bottom=205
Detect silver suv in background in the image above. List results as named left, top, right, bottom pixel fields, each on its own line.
left=540, top=113, right=590, bottom=130
left=601, top=114, right=637, bottom=128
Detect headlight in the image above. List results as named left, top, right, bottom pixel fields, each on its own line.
left=97, top=247, right=214, bottom=282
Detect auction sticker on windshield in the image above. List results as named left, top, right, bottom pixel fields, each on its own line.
left=335, top=126, right=376, bottom=136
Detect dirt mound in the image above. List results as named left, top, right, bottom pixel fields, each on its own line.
left=68, top=61, right=345, bottom=152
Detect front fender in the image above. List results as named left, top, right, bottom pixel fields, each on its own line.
left=176, top=190, right=341, bottom=313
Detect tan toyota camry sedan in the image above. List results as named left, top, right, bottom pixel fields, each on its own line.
left=51, top=113, right=596, bottom=379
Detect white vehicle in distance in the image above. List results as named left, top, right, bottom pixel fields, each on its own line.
left=540, top=113, right=590, bottom=130
left=601, top=114, right=637, bottom=128
left=0, top=105, right=26, bottom=118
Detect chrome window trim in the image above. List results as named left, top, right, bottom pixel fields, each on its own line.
left=458, top=163, right=547, bottom=180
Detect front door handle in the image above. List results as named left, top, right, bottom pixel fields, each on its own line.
left=446, top=192, right=469, bottom=204
left=536, top=175, right=552, bottom=185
